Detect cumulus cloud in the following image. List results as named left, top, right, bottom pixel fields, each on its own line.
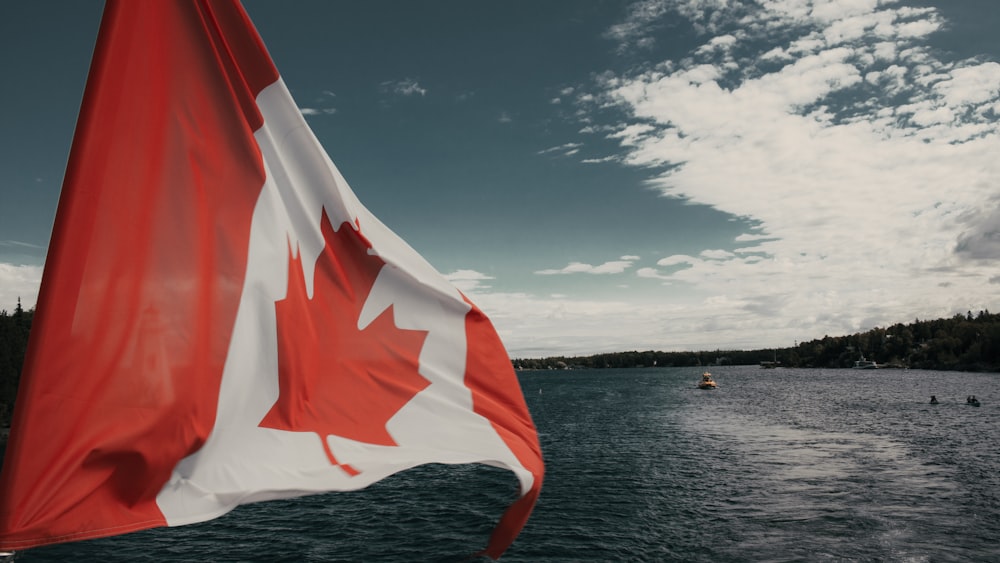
left=540, top=0, right=1000, bottom=351
left=933, top=63, right=1000, bottom=107
left=462, top=275, right=838, bottom=357
left=700, top=249, right=735, bottom=260
left=445, top=269, right=495, bottom=292
left=535, top=256, right=640, bottom=275
left=637, top=267, right=673, bottom=282
left=657, top=254, right=695, bottom=267
left=488, top=0, right=1000, bottom=356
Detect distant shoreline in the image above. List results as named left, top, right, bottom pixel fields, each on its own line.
left=515, top=364, right=955, bottom=371
left=512, top=310, right=1000, bottom=373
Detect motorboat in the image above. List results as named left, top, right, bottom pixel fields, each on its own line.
left=852, top=355, right=878, bottom=369
left=698, top=372, right=718, bottom=389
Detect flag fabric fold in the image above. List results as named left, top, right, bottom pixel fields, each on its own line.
left=0, top=1, right=542, bottom=559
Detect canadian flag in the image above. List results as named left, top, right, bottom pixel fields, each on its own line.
left=0, top=1, right=543, bottom=559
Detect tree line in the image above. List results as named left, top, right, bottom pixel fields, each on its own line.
left=3, top=303, right=999, bottom=428
left=1, top=299, right=33, bottom=429
left=514, top=310, right=1000, bottom=372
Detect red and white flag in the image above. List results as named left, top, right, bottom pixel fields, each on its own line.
left=0, top=1, right=543, bottom=559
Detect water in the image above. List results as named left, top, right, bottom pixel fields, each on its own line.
left=13, top=367, right=1000, bottom=561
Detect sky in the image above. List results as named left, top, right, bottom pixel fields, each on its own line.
left=2, top=1, right=1000, bottom=358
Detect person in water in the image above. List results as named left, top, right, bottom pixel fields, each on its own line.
left=930, top=396, right=939, bottom=404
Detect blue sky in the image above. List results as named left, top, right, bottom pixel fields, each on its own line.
left=2, top=1, right=1000, bottom=358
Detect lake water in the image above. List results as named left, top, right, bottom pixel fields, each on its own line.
left=12, top=366, right=1000, bottom=561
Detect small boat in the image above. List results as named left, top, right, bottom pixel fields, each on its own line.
left=760, top=351, right=779, bottom=369
left=698, top=372, right=718, bottom=389
left=852, top=355, right=878, bottom=369
left=967, top=396, right=981, bottom=407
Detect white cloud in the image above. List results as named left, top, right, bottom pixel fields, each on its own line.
left=636, top=267, right=673, bottom=282
left=0, top=263, right=43, bottom=311
left=894, top=18, right=941, bottom=39
left=381, top=78, right=427, bottom=97
left=299, top=107, right=337, bottom=116
left=398, top=0, right=1000, bottom=357
left=604, top=0, right=671, bottom=52
left=462, top=276, right=848, bottom=357
left=462, top=283, right=694, bottom=357
left=609, top=123, right=657, bottom=147
left=299, top=89, right=337, bottom=115
left=445, top=269, right=495, bottom=292
left=955, top=203, right=1000, bottom=260
left=538, top=142, right=583, bottom=157
left=554, top=0, right=1000, bottom=353
left=933, top=63, right=1000, bottom=107
left=696, top=33, right=737, bottom=55
left=581, top=155, right=620, bottom=164
left=909, top=105, right=953, bottom=126
left=734, top=233, right=774, bottom=242
left=657, top=254, right=695, bottom=267
left=700, top=249, right=735, bottom=260
left=535, top=256, right=639, bottom=275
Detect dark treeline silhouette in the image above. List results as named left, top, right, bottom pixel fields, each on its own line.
left=3, top=305, right=999, bottom=428
left=515, top=309, right=1000, bottom=372
left=1, top=299, right=33, bottom=429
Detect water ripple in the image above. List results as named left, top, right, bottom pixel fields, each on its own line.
left=16, top=367, right=1000, bottom=562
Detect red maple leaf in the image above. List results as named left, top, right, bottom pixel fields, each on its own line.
left=259, top=209, right=430, bottom=476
